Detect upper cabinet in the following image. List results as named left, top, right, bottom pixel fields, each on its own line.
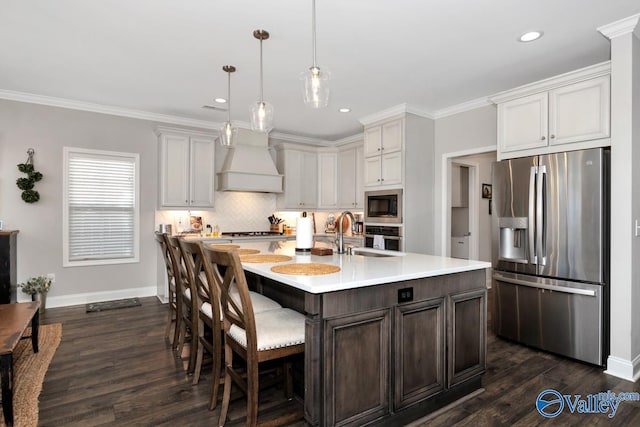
left=318, top=152, right=338, bottom=209
left=451, top=164, right=468, bottom=208
left=364, top=118, right=403, bottom=187
left=338, top=145, right=364, bottom=209
left=276, top=147, right=318, bottom=210
left=492, top=63, right=611, bottom=160
left=157, top=127, right=215, bottom=209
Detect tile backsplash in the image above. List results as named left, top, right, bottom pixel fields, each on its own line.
left=155, top=192, right=362, bottom=235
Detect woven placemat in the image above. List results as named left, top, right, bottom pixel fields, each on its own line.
left=236, top=248, right=260, bottom=256
left=207, top=244, right=241, bottom=250
left=271, top=262, right=341, bottom=275
left=240, top=254, right=292, bottom=263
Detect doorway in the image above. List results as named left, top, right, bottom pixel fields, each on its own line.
left=450, top=163, right=471, bottom=259
left=442, top=149, right=497, bottom=263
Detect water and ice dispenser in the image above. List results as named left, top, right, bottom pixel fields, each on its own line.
left=498, top=217, right=528, bottom=263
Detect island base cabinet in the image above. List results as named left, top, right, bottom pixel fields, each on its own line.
left=324, top=310, right=390, bottom=427
left=448, top=289, right=487, bottom=388
left=271, top=269, right=487, bottom=427
left=394, top=298, right=446, bottom=410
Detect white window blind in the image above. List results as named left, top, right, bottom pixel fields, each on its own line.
left=64, top=148, right=139, bottom=266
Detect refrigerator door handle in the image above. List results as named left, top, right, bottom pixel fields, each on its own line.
left=493, top=273, right=597, bottom=297
left=537, top=165, right=547, bottom=266
left=528, top=166, right=537, bottom=265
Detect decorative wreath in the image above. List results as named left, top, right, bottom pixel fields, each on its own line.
left=16, top=148, right=42, bottom=203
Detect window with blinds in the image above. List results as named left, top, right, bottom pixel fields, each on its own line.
left=63, top=147, right=140, bottom=266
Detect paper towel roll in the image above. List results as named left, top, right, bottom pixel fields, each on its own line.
left=296, top=216, right=314, bottom=250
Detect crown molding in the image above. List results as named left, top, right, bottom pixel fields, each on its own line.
left=154, top=125, right=216, bottom=138
left=0, top=89, right=222, bottom=129
left=489, top=61, right=611, bottom=104
left=358, top=103, right=436, bottom=126
left=269, top=131, right=331, bottom=146
left=433, top=97, right=493, bottom=119
left=333, top=133, right=364, bottom=147
left=598, top=13, right=640, bottom=39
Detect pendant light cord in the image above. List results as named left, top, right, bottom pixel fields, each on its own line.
left=259, top=37, right=264, bottom=103
left=227, top=70, right=232, bottom=122
left=312, top=0, right=317, bottom=68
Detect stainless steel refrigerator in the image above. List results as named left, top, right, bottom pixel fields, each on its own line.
left=491, top=148, right=609, bottom=366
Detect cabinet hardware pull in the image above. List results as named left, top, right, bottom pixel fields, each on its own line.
left=541, top=136, right=546, bottom=141
left=377, top=147, right=381, bottom=151
left=550, top=134, right=556, bottom=139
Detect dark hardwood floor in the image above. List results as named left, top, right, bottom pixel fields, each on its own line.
left=37, top=295, right=639, bottom=426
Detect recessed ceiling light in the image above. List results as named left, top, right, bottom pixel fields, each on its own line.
left=215, top=98, right=227, bottom=103
left=339, top=108, right=351, bottom=113
left=519, top=31, right=543, bottom=42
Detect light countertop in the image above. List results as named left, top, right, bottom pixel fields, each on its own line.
left=206, top=240, right=490, bottom=294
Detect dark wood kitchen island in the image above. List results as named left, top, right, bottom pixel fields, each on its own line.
left=210, top=240, right=491, bottom=427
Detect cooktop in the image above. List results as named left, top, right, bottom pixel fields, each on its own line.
left=220, top=231, right=283, bottom=237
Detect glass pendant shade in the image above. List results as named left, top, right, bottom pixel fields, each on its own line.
left=219, top=65, right=236, bottom=146
left=219, top=121, right=235, bottom=146
left=250, top=29, right=274, bottom=133
left=301, top=66, right=330, bottom=108
left=302, top=0, right=329, bottom=108
left=250, top=100, right=274, bottom=133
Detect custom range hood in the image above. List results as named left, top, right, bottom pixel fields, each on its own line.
left=217, top=128, right=283, bottom=192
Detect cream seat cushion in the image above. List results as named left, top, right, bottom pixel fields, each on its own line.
left=200, top=291, right=281, bottom=321
left=228, top=308, right=305, bottom=351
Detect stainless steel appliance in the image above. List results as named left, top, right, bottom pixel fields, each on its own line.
left=364, top=189, right=402, bottom=224
left=365, top=225, right=402, bottom=251
left=492, top=148, right=609, bottom=366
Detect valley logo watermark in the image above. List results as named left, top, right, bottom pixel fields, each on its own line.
left=536, top=389, right=640, bottom=418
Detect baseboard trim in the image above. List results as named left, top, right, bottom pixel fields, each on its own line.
left=17, top=286, right=158, bottom=309
left=605, top=354, right=640, bottom=382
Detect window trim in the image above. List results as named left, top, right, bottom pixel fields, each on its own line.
left=63, top=147, right=140, bottom=267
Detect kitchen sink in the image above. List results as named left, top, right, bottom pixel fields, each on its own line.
left=351, top=248, right=402, bottom=258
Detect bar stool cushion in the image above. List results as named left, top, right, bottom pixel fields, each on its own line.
left=228, top=308, right=305, bottom=351
left=200, top=291, right=281, bottom=321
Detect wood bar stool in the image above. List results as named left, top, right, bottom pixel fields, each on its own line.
left=205, top=246, right=305, bottom=427
left=154, top=232, right=180, bottom=348
left=179, top=239, right=224, bottom=408
left=167, top=235, right=198, bottom=375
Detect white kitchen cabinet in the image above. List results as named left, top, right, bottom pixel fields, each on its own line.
left=451, top=164, right=468, bottom=208
left=365, top=151, right=402, bottom=187
left=157, top=129, right=215, bottom=209
left=318, top=152, right=338, bottom=209
left=497, top=92, right=549, bottom=153
left=549, top=76, right=610, bottom=146
left=364, top=118, right=403, bottom=187
left=338, top=146, right=364, bottom=209
left=450, top=236, right=469, bottom=259
left=492, top=63, right=611, bottom=160
left=364, top=119, right=402, bottom=157
left=276, top=148, right=318, bottom=210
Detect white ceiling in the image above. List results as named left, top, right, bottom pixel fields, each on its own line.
left=1, top=0, right=638, bottom=142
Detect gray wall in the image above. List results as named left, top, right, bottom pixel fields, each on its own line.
left=0, top=99, right=159, bottom=305
left=433, top=105, right=497, bottom=256
left=404, top=113, right=435, bottom=254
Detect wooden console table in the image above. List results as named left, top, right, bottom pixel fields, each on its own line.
left=0, top=302, right=40, bottom=427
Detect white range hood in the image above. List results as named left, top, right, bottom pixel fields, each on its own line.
left=217, top=128, right=283, bottom=193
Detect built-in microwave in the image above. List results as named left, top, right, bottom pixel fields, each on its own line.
left=364, top=189, right=403, bottom=224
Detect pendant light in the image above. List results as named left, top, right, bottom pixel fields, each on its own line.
left=219, top=65, right=236, bottom=146
left=301, top=0, right=330, bottom=108
left=250, top=29, right=274, bottom=133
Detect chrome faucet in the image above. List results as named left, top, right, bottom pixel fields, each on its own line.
left=335, top=211, right=356, bottom=254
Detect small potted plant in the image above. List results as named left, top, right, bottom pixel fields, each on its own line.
left=19, top=275, right=52, bottom=314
